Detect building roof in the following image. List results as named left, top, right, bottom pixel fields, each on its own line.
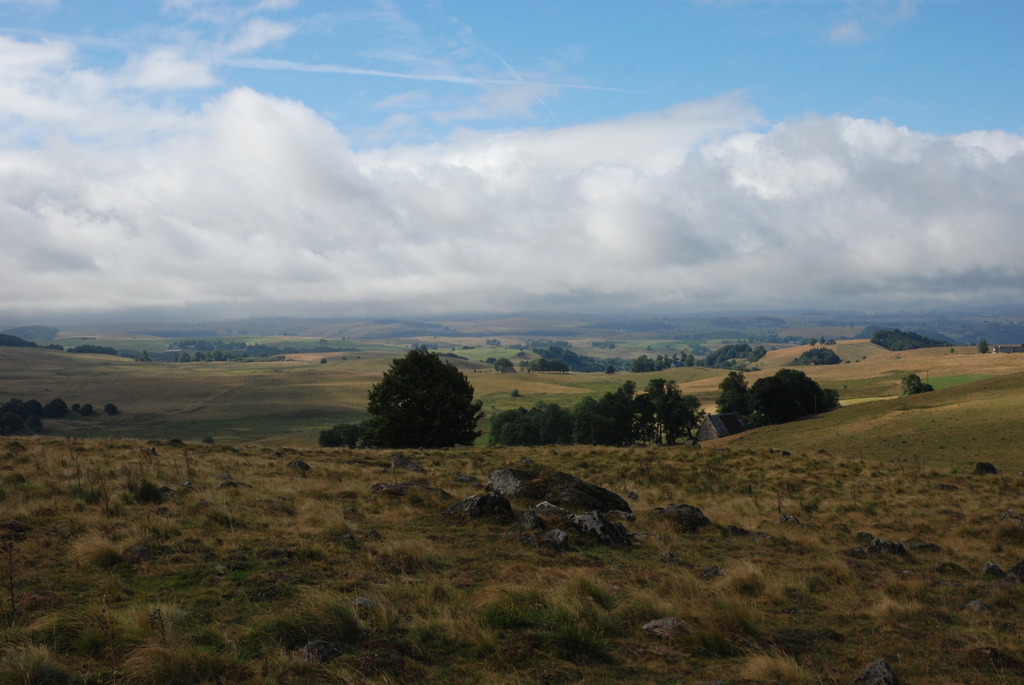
left=703, top=412, right=749, bottom=439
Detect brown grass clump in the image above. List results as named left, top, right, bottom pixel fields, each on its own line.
left=737, top=652, right=813, bottom=683
left=0, top=644, right=70, bottom=685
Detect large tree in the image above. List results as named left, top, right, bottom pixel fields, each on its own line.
left=364, top=349, right=483, bottom=448
left=716, top=370, right=751, bottom=416
left=749, top=368, right=839, bottom=426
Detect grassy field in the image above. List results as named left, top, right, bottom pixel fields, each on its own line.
left=2, top=435, right=1023, bottom=683
left=3, top=339, right=1024, bottom=448
left=4, top=330, right=1024, bottom=682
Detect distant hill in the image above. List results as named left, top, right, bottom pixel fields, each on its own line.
left=870, top=328, right=949, bottom=351
left=1, top=325, right=58, bottom=341
left=0, top=333, right=37, bottom=348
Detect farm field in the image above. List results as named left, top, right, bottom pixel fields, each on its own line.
left=3, top=335, right=1024, bottom=448
left=3, top=324, right=1024, bottom=683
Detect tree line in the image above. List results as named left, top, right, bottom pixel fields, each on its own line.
left=0, top=397, right=118, bottom=436
left=490, top=378, right=704, bottom=447
left=716, top=369, right=839, bottom=426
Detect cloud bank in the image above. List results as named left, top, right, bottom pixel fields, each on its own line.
left=1, top=33, right=1022, bottom=319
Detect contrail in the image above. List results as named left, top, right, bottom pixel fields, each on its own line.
left=221, top=56, right=638, bottom=93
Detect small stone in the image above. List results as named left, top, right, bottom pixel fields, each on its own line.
left=964, top=600, right=990, bottom=613
left=542, top=528, right=570, bottom=551
left=352, top=597, right=378, bottom=613
left=1004, top=560, right=1024, bottom=582
left=855, top=531, right=875, bottom=543
left=627, top=490, right=640, bottom=502
left=364, top=529, right=383, bottom=542
left=129, top=545, right=153, bottom=560
left=982, top=561, right=1005, bottom=578
left=845, top=546, right=868, bottom=559
left=302, top=640, right=341, bottom=664
left=779, top=514, right=801, bottom=525
left=851, top=659, right=900, bottom=684
left=974, top=462, right=999, bottom=475
left=700, top=565, right=726, bottom=580
left=867, top=538, right=910, bottom=557
left=641, top=617, right=692, bottom=637
left=287, top=460, right=311, bottom=472
left=390, top=452, right=425, bottom=472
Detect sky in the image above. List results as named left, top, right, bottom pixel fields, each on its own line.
left=1, top=0, right=1022, bottom=324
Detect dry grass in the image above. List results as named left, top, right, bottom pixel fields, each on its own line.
left=2, top=434, right=1024, bottom=683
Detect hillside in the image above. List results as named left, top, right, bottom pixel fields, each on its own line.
left=2, top=340, right=1024, bottom=448
left=723, top=371, right=1024, bottom=467
left=1, top=435, right=1022, bottom=683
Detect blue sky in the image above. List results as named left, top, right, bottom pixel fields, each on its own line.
left=0, top=0, right=1022, bottom=320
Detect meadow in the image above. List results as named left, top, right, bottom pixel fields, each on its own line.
left=2, top=332, right=1024, bottom=682
left=2, top=432, right=1023, bottom=684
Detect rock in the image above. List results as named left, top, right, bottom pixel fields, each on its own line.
left=287, top=460, right=311, bottom=472
left=779, top=514, right=801, bottom=525
left=855, top=531, right=875, bottom=543
left=302, top=640, right=341, bottom=664
left=1004, top=560, right=1024, bottom=582
left=906, top=540, right=941, bottom=552
left=851, top=659, right=900, bottom=684
left=723, top=524, right=751, bottom=537
left=982, top=561, right=1005, bottom=577
left=641, top=617, right=692, bottom=637
left=653, top=504, right=713, bottom=532
left=534, top=501, right=570, bottom=517
left=370, top=482, right=452, bottom=499
left=964, top=599, right=990, bottom=613
left=129, top=545, right=153, bottom=560
left=627, top=490, right=640, bottom=502
left=845, top=546, right=868, bottom=559
left=565, top=511, right=632, bottom=547
left=217, top=479, right=251, bottom=489
left=542, top=529, right=570, bottom=551
left=352, top=597, right=378, bottom=613
left=974, top=462, right=999, bottom=475
left=364, top=529, right=383, bottom=542
left=443, top=492, right=514, bottom=521
left=515, top=503, right=631, bottom=547
left=391, top=452, right=425, bottom=472
left=453, top=474, right=477, bottom=484
left=999, top=509, right=1023, bottom=523
left=867, top=538, right=910, bottom=557
left=486, top=468, right=631, bottom=513
left=516, top=507, right=546, bottom=532
left=700, top=565, right=726, bottom=580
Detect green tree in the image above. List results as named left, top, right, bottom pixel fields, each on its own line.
left=319, top=422, right=366, bottom=448
left=749, top=369, right=839, bottom=426
left=363, top=349, right=483, bottom=449
left=493, top=357, right=515, bottom=373
left=901, top=373, right=934, bottom=396
left=716, top=371, right=751, bottom=416
left=978, top=339, right=989, bottom=354
left=641, top=378, right=704, bottom=445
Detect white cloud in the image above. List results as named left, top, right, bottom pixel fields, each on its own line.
left=118, top=47, right=218, bottom=90
left=0, top=55, right=1021, bottom=318
left=225, top=17, right=296, bottom=54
